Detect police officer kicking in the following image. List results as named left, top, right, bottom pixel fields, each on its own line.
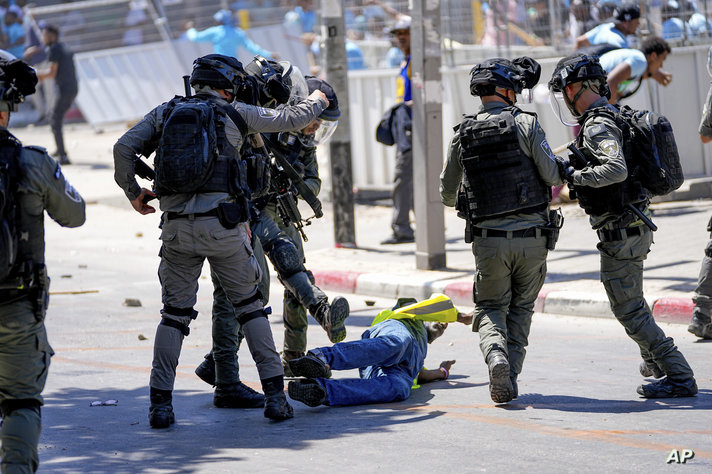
left=440, top=57, right=563, bottom=404
left=194, top=59, right=349, bottom=407
left=113, top=54, right=330, bottom=428
left=548, top=53, right=697, bottom=398
left=0, top=59, right=85, bottom=472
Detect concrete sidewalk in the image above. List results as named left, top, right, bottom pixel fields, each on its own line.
left=13, top=122, right=711, bottom=328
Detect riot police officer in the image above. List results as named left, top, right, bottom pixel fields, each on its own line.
left=194, top=59, right=349, bottom=407
left=0, top=59, right=85, bottom=472
left=113, top=54, right=330, bottom=428
left=688, top=46, right=712, bottom=340
left=548, top=53, right=697, bottom=398
left=440, top=57, right=562, bottom=404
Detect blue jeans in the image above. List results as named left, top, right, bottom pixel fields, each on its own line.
left=316, top=319, right=426, bottom=406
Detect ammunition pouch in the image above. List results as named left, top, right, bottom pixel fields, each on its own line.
left=541, top=208, right=564, bottom=251
left=0, top=262, right=49, bottom=321
left=217, top=200, right=249, bottom=229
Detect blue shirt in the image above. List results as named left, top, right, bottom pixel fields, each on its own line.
left=585, top=22, right=629, bottom=48
left=663, top=18, right=692, bottom=40
left=284, top=6, right=316, bottom=34
left=185, top=25, right=271, bottom=58
left=689, top=12, right=712, bottom=36
left=3, top=22, right=24, bottom=59
left=599, top=48, right=647, bottom=95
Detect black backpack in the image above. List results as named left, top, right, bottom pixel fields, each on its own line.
left=0, top=130, right=24, bottom=281
left=616, top=105, right=684, bottom=196
left=154, top=98, right=220, bottom=195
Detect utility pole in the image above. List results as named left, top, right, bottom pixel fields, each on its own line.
left=411, top=0, right=446, bottom=269
left=322, top=0, right=356, bottom=247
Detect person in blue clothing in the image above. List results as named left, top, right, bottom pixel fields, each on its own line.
left=185, top=9, right=274, bottom=60
left=575, top=2, right=640, bottom=50
left=599, top=36, right=671, bottom=104
left=2, top=11, right=25, bottom=59
left=287, top=295, right=474, bottom=407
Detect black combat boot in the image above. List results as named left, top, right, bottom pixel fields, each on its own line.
left=195, top=352, right=216, bottom=386
left=487, top=351, right=513, bottom=404
left=149, top=387, right=175, bottom=429
left=688, top=313, right=712, bottom=339
left=214, top=382, right=266, bottom=408
left=287, top=349, right=330, bottom=379
left=288, top=379, right=327, bottom=407
left=637, top=377, right=698, bottom=398
left=310, top=296, right=350, bottom=343
left=261, top=376, right=294, bottom=421
left=639, top=360, right=665, bottom=379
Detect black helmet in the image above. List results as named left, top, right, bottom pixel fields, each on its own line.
left=614, top=3, right=640, bottom=22
left=244, top=56, right=292, bottom=107
left=469, top=56, right=541, bottom=97
left=0, top=59, right=36, bottom=111
left=306, top=76, right=340, bottom=120
left=548, top=53, right=609, bottom=96
left=190, top=54, right=248, bottom=100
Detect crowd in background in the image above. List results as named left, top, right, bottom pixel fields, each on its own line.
left=0, top=0, right=711, bottom=74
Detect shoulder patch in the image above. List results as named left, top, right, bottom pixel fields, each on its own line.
left=257, top=107, right=277, bottom=118
left=585, top=124, right=607, bottom=138
left=64, top=181, right=82, bottom=203
left=598, top=139, right=620, bottom=158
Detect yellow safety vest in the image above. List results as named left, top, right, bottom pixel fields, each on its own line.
left=370, top=293, right=459, bottom=327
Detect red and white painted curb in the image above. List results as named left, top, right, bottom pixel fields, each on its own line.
left=312, top=269, right=694, bottom=325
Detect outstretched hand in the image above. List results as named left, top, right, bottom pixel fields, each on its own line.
left=457, top=311, right=474, bottom=325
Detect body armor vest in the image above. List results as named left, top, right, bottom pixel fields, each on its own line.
left=456, top=107, right=549, bottom=223
left=573, top=107, right=647, bottom=217
left=155, top=96, right=240, bottom=197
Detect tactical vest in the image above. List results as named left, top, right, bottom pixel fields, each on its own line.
left=155, top=96, right=241, bottom=197
left=3, top=147, right=48, bottom=286
left=456, top=107, right=550, bottom=223
left=573, top=107, right=647, bottom=217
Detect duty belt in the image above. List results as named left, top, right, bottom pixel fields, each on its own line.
left=165, top=209, right=219, bottom=220
left=471, top=227, right=542, bottom=239
left=0, top=288, right=29, bottom=305
left=596, top=225, right=644, bottom=242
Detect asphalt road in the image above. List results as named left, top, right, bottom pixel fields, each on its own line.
left=39, top=287, right=712, bottom=473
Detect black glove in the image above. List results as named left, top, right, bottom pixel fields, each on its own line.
left=555, top=156, right=575, bottom=184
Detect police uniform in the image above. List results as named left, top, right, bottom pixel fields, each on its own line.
left=0, top=139, right=85, bottom=472
left=689, top=83, right=712, bottom=339
left=573, top=96, right=696, bottom=387
left=440, top=101, right=562, bottom=402
left=114, top=82, right=327, bottom=425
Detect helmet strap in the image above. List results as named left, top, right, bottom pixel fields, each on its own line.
left=494, top=90, right=514, bottom=106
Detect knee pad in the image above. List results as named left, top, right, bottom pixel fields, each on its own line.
left=237, top=308, right=269, bottom=325
left=160, top=317, right=190, bottom=337
left=0, top=399, right=41, bottom=418
left=269, top=237, right=304, bottom=277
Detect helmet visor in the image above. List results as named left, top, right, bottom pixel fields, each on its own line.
left=311, top=119, right=338, bottom=145
left=549, top=91, right=579, bottom=127
left=280, top=61, right=308, bottom=105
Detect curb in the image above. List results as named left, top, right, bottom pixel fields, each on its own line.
left=312, top=269, right=695, bottom=325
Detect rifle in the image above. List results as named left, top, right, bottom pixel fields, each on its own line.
left=567, top=143, right=657, bottom=232
left=261, top=135, right=323, bottom=242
